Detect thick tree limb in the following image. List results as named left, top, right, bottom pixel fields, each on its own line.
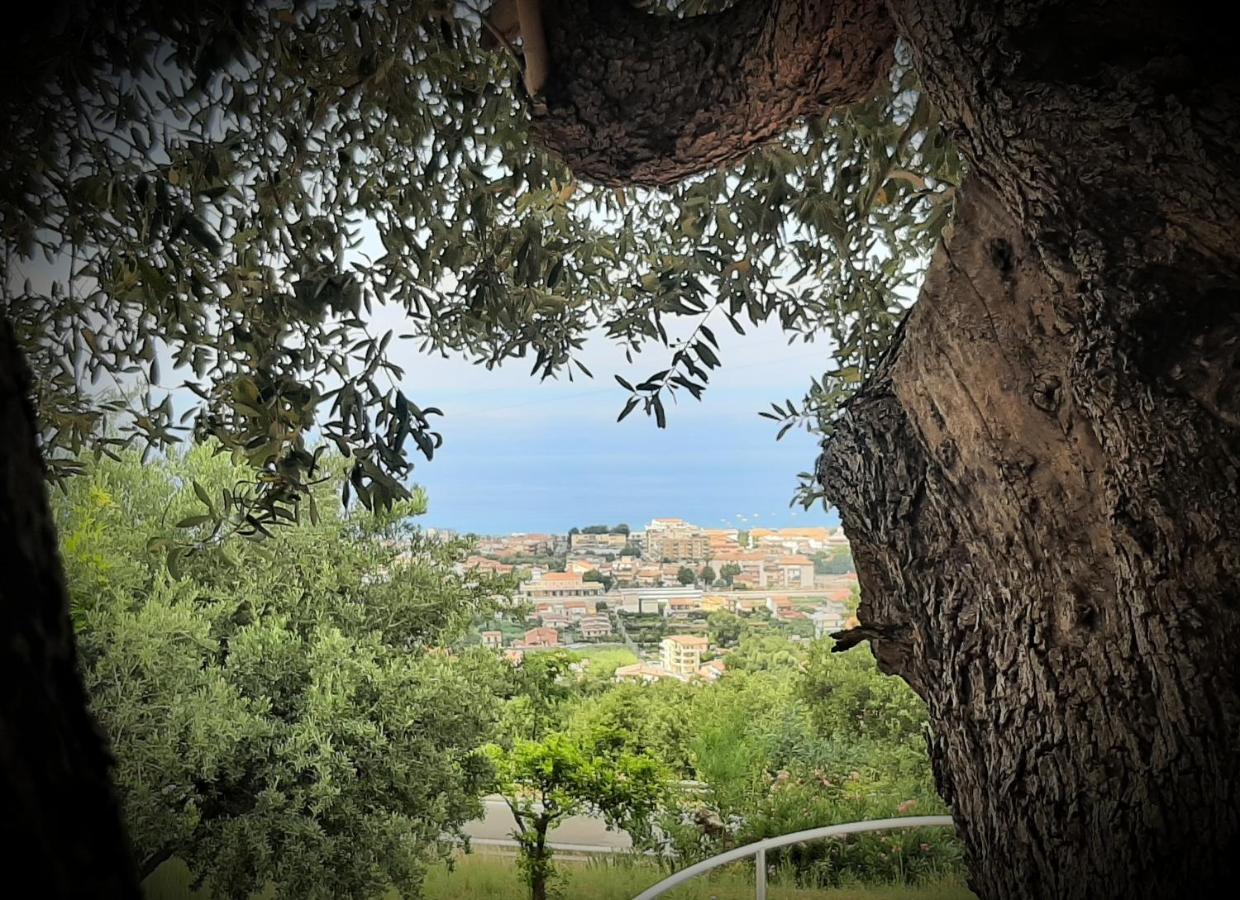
left=0, top=318, right=140, bottom=896
left=524, top=0, right=895, bottom=186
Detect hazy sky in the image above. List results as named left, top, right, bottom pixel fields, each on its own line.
left=366, top=301, right=842, bottom=535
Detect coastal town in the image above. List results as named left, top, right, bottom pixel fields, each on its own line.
left=450, top=518, right=860, bottom=685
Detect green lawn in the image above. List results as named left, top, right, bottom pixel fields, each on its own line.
left=573, top=646, right=640, bottom=669
left=145, top=852, right=977, bottom=900
left=424, top=852, right=977, bottom=900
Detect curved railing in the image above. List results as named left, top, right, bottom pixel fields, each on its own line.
left=632, top=815, right=955, bottom=900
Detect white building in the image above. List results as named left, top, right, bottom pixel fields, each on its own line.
left=660, top=634, right=709, bottom=677
left=578, top=614, right=613, bottom=639
left=810, top=604, right=850, bottom=639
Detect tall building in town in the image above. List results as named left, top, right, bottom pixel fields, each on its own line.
left=660, top=634, right=709, bottom=676
left=643, top=518, right=710, bottom=561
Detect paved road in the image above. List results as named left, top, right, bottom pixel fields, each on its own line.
left=463, top=795, right=634, bottom=854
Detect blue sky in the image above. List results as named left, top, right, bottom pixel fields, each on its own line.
left=369, top=302, right=842, bottom=535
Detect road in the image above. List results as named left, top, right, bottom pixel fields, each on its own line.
left=462, top=795, right=635, bottom=854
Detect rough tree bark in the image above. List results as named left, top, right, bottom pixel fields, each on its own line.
left=529, top=0, right=893, bottom=185
left=526, top=1, right=1240, bottom=898
left=0, top=319, right=141, bottom=895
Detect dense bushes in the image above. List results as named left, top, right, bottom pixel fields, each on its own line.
left=57, top=447, right=508, bottom=899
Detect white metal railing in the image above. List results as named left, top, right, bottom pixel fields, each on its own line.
left=632, top=815, right=955, bottom=900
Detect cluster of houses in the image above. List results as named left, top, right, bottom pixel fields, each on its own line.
left=471, top=570, right=853, bottom=653
left=563, top=519, right=851, bottom=591
left=461, top=520, right=857, bottom=681
left=458, top=520, right=853, bottom=592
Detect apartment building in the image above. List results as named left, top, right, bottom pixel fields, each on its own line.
left=771, top=555, right=815, bottom=588
left=480, top=630, right=503, bottom=649
left=578, top=614, right=612, bottom=639
left=519, top=572, right=605, bottom=602
left=569, top=532, right=630, bottom=555
left=643, top=518, right=711, bottom=561
left=660, top=634, right=709, bottom=676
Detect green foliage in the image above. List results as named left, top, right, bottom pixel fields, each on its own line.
left=813, top=547, right=856, bottom=575
left=3, top=2, right=960, bottom=523
left=798, top=640, right=927, bottom=745
left=720, top=563, right=743, bottom=586
left=574, top=524, right=629, bottom=535
left=627, top=633, right=959, bottom=887
left=699, top=564, right=716, bottom=584
left=582, top=568, right=615, bottom=591
left=57, top=445, right=506, bottom=898
left=677, top=566, right=697, bottom=586
left=488, top=669, right=673, bottom=899
left=420, top=853, right=975, bottom=900
left=707, top=610, right=745, bottom=648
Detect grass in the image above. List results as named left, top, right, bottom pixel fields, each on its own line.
left=144, top=852, right=977, bottom=900
left=424, top=851, right=977, bottom=900
left=573, top=646, right=639, bottom=669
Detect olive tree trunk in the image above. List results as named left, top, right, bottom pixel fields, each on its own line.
left=527, top=1, right=1240, bottom=897
left=0, top=319, right=140, bottom=896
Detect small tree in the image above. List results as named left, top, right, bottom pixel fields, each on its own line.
left=677, top=566, right=697, bottom=586
left=485, top=735, right=668, bottom=900
left=707, top=610, right=745, bottom=648
left=581, top=569, right=613, bottom=592
left=699, top=565, right=717, bottom=585
left=720, top=563, right=743, bottom=587
left=812, top=547, right=855, bottom=575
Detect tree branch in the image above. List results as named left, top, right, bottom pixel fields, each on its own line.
left=522, top=0, right=895, bottom=186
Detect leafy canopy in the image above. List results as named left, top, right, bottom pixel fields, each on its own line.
left=3, top=2, right=959, bottom=531
left=56, top=444, right=509, bottom=898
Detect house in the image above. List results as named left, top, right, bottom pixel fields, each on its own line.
left=711, top=551, right=769, bottom=588
left=562, top=599, right=596, bottom=620
left=460, top=556, right=516, bottom=576
left=613, top=587, right=702, bottom=616
left=537, top=612, right=571, bottom=630
left=735, top=597, right=767, bottom=614
left=665, top=595, right=703, bottom=618
left=810, top=604, right=850, bottom=638
left=614, top=662, right=687, bottom=684
left=701, top=594, right=733, bottom=613
left=578, top=615, right=612, bottom=639
left=749, top=527, right=833, bottom=554
left=661, top=634, right=709, bottom=676
left=634, top=565, right=663, bottom=586
left=569, top=532, right=629, bottom=555
left=766, top=595, right=795, bottom=615
left=521, top=627, right=559, bottom=648
left=480, top=630, right=503, bottom=649
left=697, top=658, right=727, bottom=682
left=519, top=572, right=605, bottom=602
